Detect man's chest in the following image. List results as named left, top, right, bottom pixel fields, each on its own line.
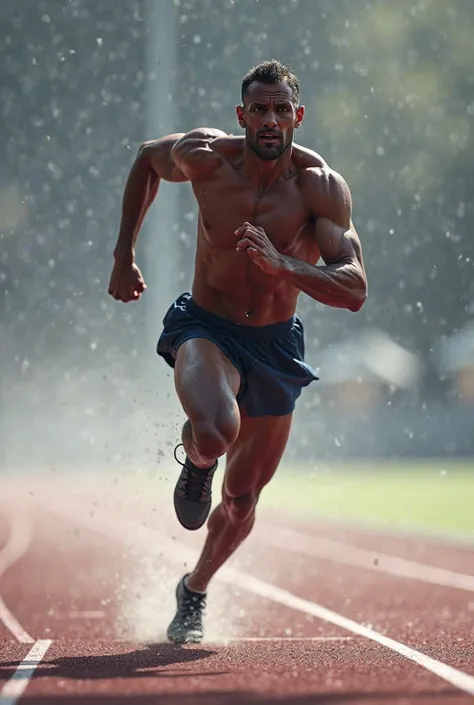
left=193, top=175, right=312, bottom=254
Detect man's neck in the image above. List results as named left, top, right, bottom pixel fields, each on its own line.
left=242, top=141, right=294, bottom=190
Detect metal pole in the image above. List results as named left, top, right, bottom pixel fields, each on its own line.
left=142, top=0, right=180, bottom=341
left=140, top=0, right=183, bottom=450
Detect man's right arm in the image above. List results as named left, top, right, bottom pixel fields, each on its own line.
left=114, top=134, right=186, bottom=262
left=114, top=128, right=226, bottom=262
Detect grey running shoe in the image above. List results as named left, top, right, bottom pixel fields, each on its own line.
left=166, top=575, right=206, bottom=644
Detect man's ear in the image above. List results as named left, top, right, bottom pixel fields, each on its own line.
left=295, top=104, right=305, bottom=128
left=236, top=104, right=246, bottom=128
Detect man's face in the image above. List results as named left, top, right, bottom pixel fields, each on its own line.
left=236, top=81, right=305, bottom=161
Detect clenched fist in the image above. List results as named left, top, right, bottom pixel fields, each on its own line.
left=108, top=259, right=146, bottom=302
left=235, top=222, right=286, bottom=275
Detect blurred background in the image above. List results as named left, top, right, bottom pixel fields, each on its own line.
left=1, top=0, right=474, bottom=475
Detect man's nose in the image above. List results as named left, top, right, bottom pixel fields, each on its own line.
left=262, top=111, right=278, bottom=128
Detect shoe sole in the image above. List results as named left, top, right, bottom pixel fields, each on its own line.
left=166, top=630, right=203, bottom=644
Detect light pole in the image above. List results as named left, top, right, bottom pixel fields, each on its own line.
left=142, top=0, right=180, bottom=341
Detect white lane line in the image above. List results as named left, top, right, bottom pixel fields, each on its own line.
left=257, top=524, right=474, bottom=592
left=0, top=507, right=35, bottom=644
left=223, top=570, right=474, bottom=696
left=0, top=639, right=52, bottom=705
left=43, top=501, right=474, bottom=697
left=215, top=636, right=353, bottom=643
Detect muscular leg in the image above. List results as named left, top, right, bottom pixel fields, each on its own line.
left=174, top=338, right=241, bottom=468
left=185, top=412, right=293, bottom=593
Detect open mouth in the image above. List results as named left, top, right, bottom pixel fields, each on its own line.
left=258, top=133, right=281, bottom=146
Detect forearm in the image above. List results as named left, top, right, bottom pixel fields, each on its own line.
left=280, top=255, right=367, bottom=312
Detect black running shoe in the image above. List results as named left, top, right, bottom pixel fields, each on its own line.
left=173, top=444, right=218, bottom=531
left=166, top=575, right=206, bottom=644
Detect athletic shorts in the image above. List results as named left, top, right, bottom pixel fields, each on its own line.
left=156, top=292, right=318, bottom=417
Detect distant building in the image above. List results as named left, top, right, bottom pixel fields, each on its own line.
left=312, top=328, right=421, bottom=412
left=437, top=320, right=474, bottom=404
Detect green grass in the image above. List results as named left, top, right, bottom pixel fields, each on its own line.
left=261, top=459, right=474, bottom=535
left=101, top=457, right=474, bottom=538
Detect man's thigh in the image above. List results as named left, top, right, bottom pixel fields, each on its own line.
left=174, top=338, right=241, bottom=421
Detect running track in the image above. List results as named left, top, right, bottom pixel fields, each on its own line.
left=1, top=473, right=474, bottom=704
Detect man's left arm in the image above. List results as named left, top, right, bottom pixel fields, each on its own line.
left=279, top=169, right=368, bottom=312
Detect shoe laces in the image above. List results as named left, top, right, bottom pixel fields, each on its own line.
left=178, top=586, right=206, bottom=627
left=174, top=444, right=216, bottom=502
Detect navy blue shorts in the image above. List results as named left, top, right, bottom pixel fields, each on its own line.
left=156, top=293, right=318, bottom=417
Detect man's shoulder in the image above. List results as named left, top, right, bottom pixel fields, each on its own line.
left=172, top=128, right=241, bottom=180
left=211, top=134, right=244, bottom=158
left=184, top=130, right=243, bottom=165
left=299, top=161, right=350, bottom=204
left=292, top=143, right=328, bottom=171
left=295, top=151, right=351, bottom=218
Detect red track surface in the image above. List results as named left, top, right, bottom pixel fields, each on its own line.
left=1, top=475, right=474, bottom=704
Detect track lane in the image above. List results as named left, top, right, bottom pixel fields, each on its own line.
left=1, top=480, right=474, bottom=703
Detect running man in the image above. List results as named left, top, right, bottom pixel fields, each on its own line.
left=108, top=60, right=367, bottom=643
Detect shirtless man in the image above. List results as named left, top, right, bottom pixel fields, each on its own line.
left=108, top=60, right=367, bottom=643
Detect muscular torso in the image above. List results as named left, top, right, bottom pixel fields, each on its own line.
left=186, top=139, right=323, bottom=325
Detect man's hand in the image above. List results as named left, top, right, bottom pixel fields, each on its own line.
left=235, top=222, right=285, bottom=275
left=108, top=258, right=147, bottom=302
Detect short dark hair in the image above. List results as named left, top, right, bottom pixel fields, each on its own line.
left=241, top=60, right=300, bottom=106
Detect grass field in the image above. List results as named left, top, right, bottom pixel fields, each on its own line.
left=104, top=457, right=474, bottom=539
left=262, top=459, right=474, bottom=536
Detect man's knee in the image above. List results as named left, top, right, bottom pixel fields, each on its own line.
left=223, top=490, right=258, bottom=524
left=193, top=416, right=239, bottom=460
